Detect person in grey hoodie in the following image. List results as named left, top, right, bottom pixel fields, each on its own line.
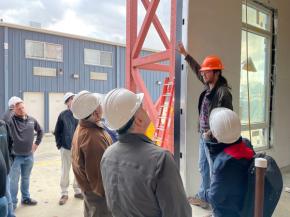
left=7, top=100, right=43, bottom=210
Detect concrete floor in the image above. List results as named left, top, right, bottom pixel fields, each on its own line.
left=14, top=135, right=290, bottom=217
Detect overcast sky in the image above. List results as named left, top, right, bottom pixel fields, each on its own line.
left=0, top=0, right=170, bottom=49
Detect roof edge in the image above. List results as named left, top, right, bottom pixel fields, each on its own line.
left=0, top=21, right=159, bottom=52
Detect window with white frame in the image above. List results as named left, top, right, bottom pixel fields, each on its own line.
left=25, top=40, right=63, bottom=62
left=240, top=1, right=276, bottom=149
left=84, top=48, right=113, bottom=67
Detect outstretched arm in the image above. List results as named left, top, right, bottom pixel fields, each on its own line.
left=177, top=42, right=204, bottom=83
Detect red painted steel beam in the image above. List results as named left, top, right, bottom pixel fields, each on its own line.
left=141, top=0, right=170, bottom=49
left=132, top=50, right=170, bottom=68
left=154, top=96, right=162, bottom=111
left=132, top=0, right=160, bottom=58
left=131, top=69, right=158, bottom=123
left=138, top=63, right=170, bottom=72
left=126, top=0, right=138, bottom=91
left=126, top=0, right=177, bottom=154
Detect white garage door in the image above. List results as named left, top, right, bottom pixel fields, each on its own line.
left=23, top=92, right=45, bottom=130
left=49, top=93, right=66, bottom=133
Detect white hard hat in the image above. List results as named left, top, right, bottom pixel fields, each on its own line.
left=71, top=91, right=101, bottom=120
left=102, top=88, right=144, bottom=130
left=93, top=93, right=105, bottom=104
left=8, top=96, right=23, bottom=108
left=63, top=92, right=75, bottom=104
left=209, top=107, right=241, bottom=144
left=78, top=90, right=90, bottom=95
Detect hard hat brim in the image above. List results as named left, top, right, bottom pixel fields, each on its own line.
left=200, top=66, right=224, bottom=71
left=64, top=92, right=75, bottom=104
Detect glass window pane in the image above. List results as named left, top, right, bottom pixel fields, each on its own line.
left=25, top=41, right=44, bottom=58
left=84, top=49, right=100, bottom=66
left=241, top=128, right=267, bottom=148
left=100, top=51, right=113, bottom=67
left=258, top=11, right=271, bottom=31
left=240, top=31, right=269, bottom=125
left=45, top=43, right=63, bottom=61
left=241, top=2, right=274, bottom=149
left=242, top=4, right=271, bottom=31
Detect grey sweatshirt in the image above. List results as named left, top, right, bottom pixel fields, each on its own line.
left=101, top=133, right=192, bottom=217
left=8, top=115, right=43, bottom=156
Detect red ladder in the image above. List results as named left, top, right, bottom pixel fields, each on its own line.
left=154, top=77, right=174, bottom=152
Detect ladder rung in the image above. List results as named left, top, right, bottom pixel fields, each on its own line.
left=158, top=116, right=166, bottom=119
left=158, top=110, right=168, bottom=115
left=164, top=82, right=173, bottom=86
left=156, top=78, right=174, bottom=143
left=156, top=127, right=165, bottom=131
left=160, top=105, right=169, bottom=108
left=159, top=108, right=168, bottom=112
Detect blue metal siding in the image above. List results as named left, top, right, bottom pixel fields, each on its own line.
left=7, top=28, right=116, bottom=95
left=4, top=27, right=166, bottom=131
left=118, top=47, right=126, bottom=88
left=84, top=41, right=116, bottom=93
left=0, top=27, right=4, bottom=114
left=140, top=70, right=168, bottom=102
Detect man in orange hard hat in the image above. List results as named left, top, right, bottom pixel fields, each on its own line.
left=177, top=42, right=233, bottom=209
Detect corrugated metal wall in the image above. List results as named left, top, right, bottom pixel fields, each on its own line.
left=1, top=26, right=168, bottom=131
left=140, top=69, right=168, bottom=102
left=0, top=27, right=4, bottom=114
left=7, top=28, right=116, bottom=95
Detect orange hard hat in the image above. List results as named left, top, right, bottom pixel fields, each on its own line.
left=200, top=55, right=224, bottom=71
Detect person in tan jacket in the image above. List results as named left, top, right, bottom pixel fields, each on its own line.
left=71, top=91, right=112, bottom=217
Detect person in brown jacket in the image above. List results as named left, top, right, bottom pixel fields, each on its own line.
left=71, top=91, right=112, bottom=217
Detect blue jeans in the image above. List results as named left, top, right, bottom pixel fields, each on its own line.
left=10, top=155, right=34, bottom=208
left=6, top=175, right=15, bottom=217
left=197, top=136, right=212, bottom=201
left=0, top=196, right=8, bottom=217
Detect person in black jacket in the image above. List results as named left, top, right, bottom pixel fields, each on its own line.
left=0, top=120, right=15, bottom=217
left=177, top=42, right=233, bottom=208
left=205, top=107, right=254, bottom=217
left=54, top=92, right=82, bottom=205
